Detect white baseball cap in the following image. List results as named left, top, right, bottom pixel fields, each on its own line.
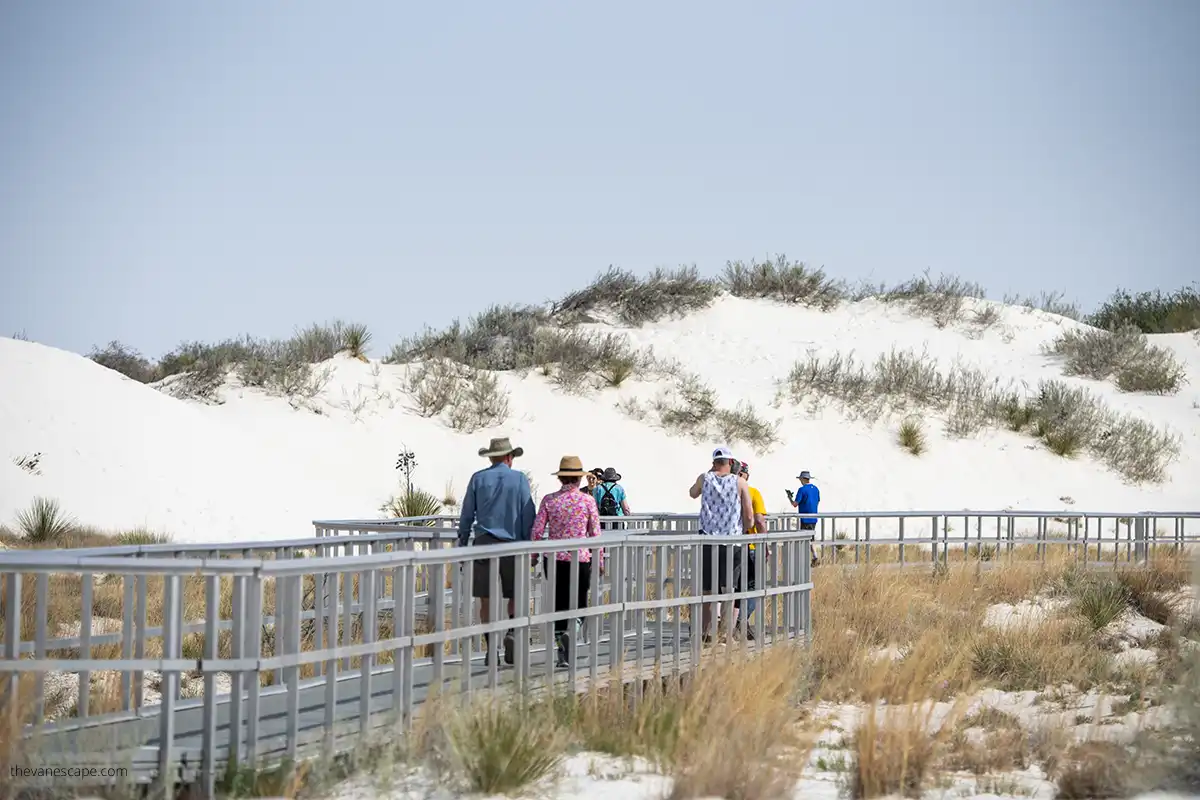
left=712, top=446, right=734, bottom=460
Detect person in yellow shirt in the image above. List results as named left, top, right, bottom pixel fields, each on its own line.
left=734, top=461, right=768, bottom=640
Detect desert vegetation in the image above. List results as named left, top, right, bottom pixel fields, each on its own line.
left=1087, top=285, right=1200, bottom=334
left=779, top=347, right=1181, bottom=483
left=897, top=417, right=926, bottom=456
left=1044, top=323, right=1188, bottom=395
left=87, top=320, right=371, bottom=403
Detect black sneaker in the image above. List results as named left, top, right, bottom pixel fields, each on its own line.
left=503, top=632, right=515, bottom=666
left=555, top=632, right=570, bottom=668
left=735, top=622, right=756, bottom=641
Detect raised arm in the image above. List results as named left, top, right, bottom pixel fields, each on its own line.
left=688, top=473, right=705, bottom=499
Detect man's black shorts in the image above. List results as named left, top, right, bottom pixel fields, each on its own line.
left=470, top=532, right=517, bottom=599
left=697, top=538, right=744, bottom=593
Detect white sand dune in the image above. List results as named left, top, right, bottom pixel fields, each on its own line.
left=2, top=296, right=1198, bottom=543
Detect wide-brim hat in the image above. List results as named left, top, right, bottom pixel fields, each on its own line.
left=478, top=437, right=524, bottom=459
left=552, top=455, right=588, bottom=477
left=600, top=467, right=621, bottom=482
left=796, top=470, right=815, bottom=480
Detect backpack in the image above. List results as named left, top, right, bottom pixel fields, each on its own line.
left=597, top=484, right=620, bottom=517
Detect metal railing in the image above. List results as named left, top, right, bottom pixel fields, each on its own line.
left=316, top=510, right=1200, bottom=567
left=0, top=525, right=813, bottom=796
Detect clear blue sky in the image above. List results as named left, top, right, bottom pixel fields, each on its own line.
left=2, top=1, right=1196, bottom=358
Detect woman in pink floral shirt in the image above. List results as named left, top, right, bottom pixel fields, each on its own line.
left=532, top=455, right=602, bottom=666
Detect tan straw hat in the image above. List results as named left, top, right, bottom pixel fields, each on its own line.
left=552, top=455, right=587, bottom=477
left=478, top=437, right=524, bottom=458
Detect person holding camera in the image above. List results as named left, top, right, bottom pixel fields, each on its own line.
left=786, top=470, right=821, bottom=567
left=688, top=447, right=754, bottom=644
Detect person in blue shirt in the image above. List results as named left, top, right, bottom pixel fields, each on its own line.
left=593, top=467, right=631, bottom=528
left=457, top=437, right=536, bottom=666
left=788, top=470, right=820, bottom=530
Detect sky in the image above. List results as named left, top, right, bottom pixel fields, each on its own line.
left=1, top=1, right=1197, bottom=359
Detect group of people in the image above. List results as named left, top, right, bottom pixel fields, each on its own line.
left=455, top=436, right=820, bottom=668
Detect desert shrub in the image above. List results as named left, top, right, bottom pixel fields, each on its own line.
left=782, top=350, right=1179, bottom=482
left=1116, top=562, right=1187, bottom=625
left=534, top=329, right=652, bottom=392
left=1088, top=285, right=1200, bottom=334
left=879, top=270, right=987, bottom=329
left=402, top=359, right=511, bottom=431
left=898, top=418, right=926, bottom=455
left=1053, top=741, right=1133, bottom=799
left=1070, top=576, right=1131, bottom=631
left=157, top=359, right=228, bottom=402
left=405, top=360, right=464, bottom=417
left=388, top=304, right=564, bottom=374
left=1097, top=413, right=1182, bottom=483
left=970, top=303, right=1002, bottom=330
left=1003, top=290, right=1082, bottom=321
left=720, top=255, right=846, bottom=309
left=89, top=341, right=157, bottom=383
left=446, top=371, right=511, bottom=432
left=1114, top=345, right=1188, bottom=394
left=14, top=497, right=75, bottom=544
left=651, top=373, right=718, bottom=438
left=380, top=487, right=443, bottom=521
left=714, top=401, right=780, bottom=454
left=290, top=322, right=343, bottom=362
left=446, top=697, right=566, bottom=794
left=552, top=265, right=720, bottom=326
left=236, top=339, right=326, bottom=398
left=1046, top=323, right=1186, bottom=394
left=782, top=348, right=1010, bottom=431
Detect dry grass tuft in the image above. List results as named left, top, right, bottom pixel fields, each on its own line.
left=445, top=696, right=567, bottom=794
left=1053, top=741, right=1133, bottom=799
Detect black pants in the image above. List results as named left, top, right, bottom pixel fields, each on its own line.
left=543, top=559, right=592, bottom=634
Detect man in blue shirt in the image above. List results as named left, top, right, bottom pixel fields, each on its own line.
left=788, top=470, right=820, bottom=529
left=458, top=437, right=536, bottom=666
left=788, top=470, right=821, bottom=567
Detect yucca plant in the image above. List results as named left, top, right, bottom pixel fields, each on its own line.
left=898, top=417, right=926, bottom=455
left=380, top=487, right=443, bottom=525
left=16, top=497, right=75, bottom=544
left=1073, top=578, right=1131, bottom=631
left=342, top=323, right=372, bottom=362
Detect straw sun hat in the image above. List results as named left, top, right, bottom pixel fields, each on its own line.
left=551, top=455, right=588, bottom=477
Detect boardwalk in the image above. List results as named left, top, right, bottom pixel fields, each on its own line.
left=29, top=626, right=702, bottom=777
left=4, top=508, right=1196, bottom=796
left=3, top=521, right=818, bottom=795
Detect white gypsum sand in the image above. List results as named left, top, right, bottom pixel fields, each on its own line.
left=1, top=294, right=1197, bottom=543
